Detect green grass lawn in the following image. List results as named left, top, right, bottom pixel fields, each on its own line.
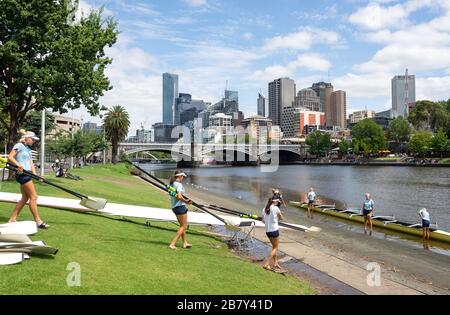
left=373, top=157, right=401, bottom=161
left=440, top=158, right=450, bottom=164
left=0, top=164, right=313, bottom=295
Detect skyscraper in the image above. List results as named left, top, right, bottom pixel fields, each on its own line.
left=296, top=88, right=321, bottom=111
left=330, top=90, right=347, bottom=129
left=225, top=90, right=239, bottom=103
left=311, top=82, right=333, bottom=113
left=268, top=77, right=296, bottom=126
left=392, top=73, right=415, bottom=118
left=257, top=92, right=268, bottom=117
left=162, top=73, right=179, bottom=124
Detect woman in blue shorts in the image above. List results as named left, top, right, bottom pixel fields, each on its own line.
left=168, top=169, right=192, bottom=250
left=362, top=193, right=375, bottom=236
left=7, top=129, right=49, bottom=229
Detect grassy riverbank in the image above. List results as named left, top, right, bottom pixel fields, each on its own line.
left=0, top=164, right=313, bottom=295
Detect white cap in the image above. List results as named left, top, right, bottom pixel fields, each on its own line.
left=175, top=172, right=187, bottom=177
left=22, top=132, right=40, bottom=141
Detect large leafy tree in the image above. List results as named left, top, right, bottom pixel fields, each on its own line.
left=431, top=129, right=449, bottom=158
left=0, top=0, right=118, bottom=150
left=338, top=138, right=350, bottom=157
left=408, top=100, right=450, bottom=135
left=351, top=119, right=386, bottom=156
left=408, top=131, right=432, bottom=158
left=387, top=116, right=411, bottom=148
left=104, top=105, right=130, bottom=164
left=305, top=131, right=331, bottom=157
left=22, top=111, right=55, bottom=136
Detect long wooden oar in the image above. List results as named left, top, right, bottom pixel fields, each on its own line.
left=125, top=161, right=241, bottom=231
left=0, top=156, right=107, bottom=210
left=207, top=204, right=321, bottom=233
left=125, top=160, right=320, bottom=233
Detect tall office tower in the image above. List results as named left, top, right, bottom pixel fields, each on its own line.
left=257, top=92, right=268, bottom=117
left=268, top=77, right=296, bottom=126
left=311, top=81, right=334, bottom=113
left=296, top=88, right=321, bottom=111
left=162, top=73, right=179, bottom=124
left=225, top=90, right=239, bottom=103
left=392, top=72, right=416, bottom=118
left=330, top=90, right=347, bottom=129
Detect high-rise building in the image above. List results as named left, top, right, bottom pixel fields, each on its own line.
left=241, top=115, right=273, bottom=144
left=296, top=88, right=321, bottom=111
left=349, top=110, right=376, bottom=125
left=330, top=90, right=347, bottom=129
left=152, top=122, right=178, bottom=143
left=311, top=82, right=333, bottom=113
left=268, top=78, right=296, bottom=127
left=174, top=93, right=207, bottom=126
left=281, top=107, right=325, bottom=138
left=162, top=73, right=179, bottom=124
left=257, top=92, right=268, bottom=117
left=225, top=90, right=239, bottom=103
left=82, top=122, right=97, bottom=132
left=392, top=74, right=416, bottom=118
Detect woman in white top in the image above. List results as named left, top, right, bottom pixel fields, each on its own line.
left=261, top=197, right=284, bottom=271
left=419, top=208, right=431, bottom=242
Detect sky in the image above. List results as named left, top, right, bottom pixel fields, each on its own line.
left=73, top=0, right=450, bottom=134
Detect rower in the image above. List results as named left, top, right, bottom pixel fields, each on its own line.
left=419, top=208, right=431, bottom=243
left=272, top=188, right=287, bottom=210
left=362, top=193, right=375, bottom=236
left=307, top=187, right=316, bottom=219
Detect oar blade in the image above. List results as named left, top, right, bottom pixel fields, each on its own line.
left=79, top=196, right=108, bottom=210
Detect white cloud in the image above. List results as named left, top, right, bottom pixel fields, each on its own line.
left=262, top=27, right=340, bottom=52
left=243, top=32, right=254, bottom=40
left=416, top=76, right=450, bottom=100
left=348, top=0, right=437, bottom=30
left=251, top=53, right=331, bottom=82
left=182, top=0, right=208, bottom=7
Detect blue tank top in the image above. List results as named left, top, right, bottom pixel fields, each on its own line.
left=12, top=143, right=32, bottom=171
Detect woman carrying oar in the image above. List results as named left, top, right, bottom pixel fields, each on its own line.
left=168, top=169, right=192, bottom=250
left=7, top=129, right=49, bottom=229
left=262, top=197, right=285, bottom=272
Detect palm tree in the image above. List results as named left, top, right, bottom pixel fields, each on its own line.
left=103, top=105, right=130, bottom=164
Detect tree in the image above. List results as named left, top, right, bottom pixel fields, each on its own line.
left=306, top=131, right=331, bottom=157
left=408, top=131, right=432, bottom=158
left=338, top=138, right=350, bottom=157
left=22, top=111, right=55, bottom=136
left=387, top=117, right=411, bottom=149
left=351, top=119, right=386, bottom=156
left=408, top=100, right=450, bottom=135
left=431, top=129, right=449, bottom=158
left=104, top=106, right=130, bottom=164
left=0, top=0, right=118, bottom=151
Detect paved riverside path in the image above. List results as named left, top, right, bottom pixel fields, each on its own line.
left=252, top=228, right=422, bottom=295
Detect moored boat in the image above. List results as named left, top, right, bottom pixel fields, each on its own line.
left=290, top=201, right=450, bottom=244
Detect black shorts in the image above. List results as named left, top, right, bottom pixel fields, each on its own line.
left=422, top=220, right=430, bottom=228
left=363, top=209, right=373, bottom=216
left=172, top=205, right=188, bottom=216
left=308, top=200, right=314, bottom=205
left=266, top=230, right=280, bottom=238
left=15, top=174, right=32, bottom=185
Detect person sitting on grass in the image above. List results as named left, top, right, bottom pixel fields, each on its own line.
left=262, top=197, right=284, bottom=272
left=168, top=169, right=192, bottom=250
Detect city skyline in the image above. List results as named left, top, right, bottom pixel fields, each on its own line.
left=70, top=0, right=450, bottom=134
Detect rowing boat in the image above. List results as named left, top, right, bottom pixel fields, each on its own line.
left=289, top=201, right=450, bottom=244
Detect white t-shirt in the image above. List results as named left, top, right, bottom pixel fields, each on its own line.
left=262, top=205, right=281, bottom=233
left=420, top=209, right=430, bottom=221
left=308, top=191, right=316, bottom=202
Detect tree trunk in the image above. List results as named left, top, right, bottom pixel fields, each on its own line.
left=111, top=139, right=118, bottom=164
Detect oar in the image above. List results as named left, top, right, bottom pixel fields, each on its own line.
left=207, top=204, right=321, bottom=233
left=125, top=161, right=241, bottom=231
left=0, top=156, right=107, bottom=210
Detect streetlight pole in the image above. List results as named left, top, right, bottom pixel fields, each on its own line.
left=40, top=110, right=46, bottom=177
left=70, top=110, right=74, bottom=169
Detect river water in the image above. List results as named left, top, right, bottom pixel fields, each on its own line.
left=148, top=164, right=450, bottom=232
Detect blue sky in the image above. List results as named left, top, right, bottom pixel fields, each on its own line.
left=75, top=0, right=450, bottom=133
